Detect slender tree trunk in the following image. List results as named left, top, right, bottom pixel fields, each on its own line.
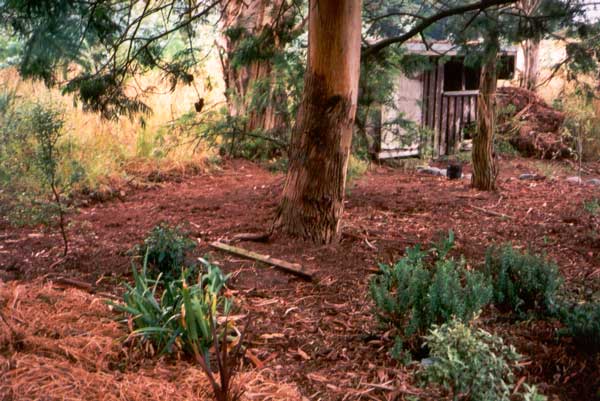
left=219, top=0, right=289, bottom=134
left=273, top=0, right=362, bottom=244
left=521, top=38, right=540, bottom=91
left=519, top=0, right=541, bottom=91
left=472, top=34, right=499, bottom=191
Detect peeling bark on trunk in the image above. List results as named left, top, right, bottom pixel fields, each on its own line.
left=472, top=36, right=499, bottom=191
left=519, top=0, right=541, bottom=91
left=219, top=0, right=288, bottom=134
left=521, top=38, right=540, bottom=91
left=274, top=0, right=362, bottom=244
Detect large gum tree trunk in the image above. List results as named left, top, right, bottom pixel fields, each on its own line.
left=274, top=0, right=362, bottom=244
left=472, top=34, right=499, bottom=191
left=219, top=0, right=288, bottom=133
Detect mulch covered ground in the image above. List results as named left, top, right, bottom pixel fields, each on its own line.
left=1, top=157, right=599, bottom=400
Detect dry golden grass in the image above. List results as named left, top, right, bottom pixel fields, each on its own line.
left=0, top=66, right=226, bottom=190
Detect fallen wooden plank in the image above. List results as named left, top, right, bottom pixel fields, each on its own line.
left=209, top=241, right=313, bottom=281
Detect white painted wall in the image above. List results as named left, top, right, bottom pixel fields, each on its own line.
left=501, top=39, right=568, bottom=103
left=379, top=73, right=422, bottom=158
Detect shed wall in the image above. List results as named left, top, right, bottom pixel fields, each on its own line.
left=379, top=61, right=480, bottom=159
left=378, top=73, right=423, bottom=159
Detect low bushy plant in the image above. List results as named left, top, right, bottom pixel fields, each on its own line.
left=136, top=223, right=196, bottom=281
left=177, top=107, right=289, bottom=161
left=495, top=138, right=520, bottom=156
left=558, top=302, right=600, bottom=352
left=370, top=232, right=492, bottom=345
left=346, top=154, right=369, bottom=185
left=421, top=319, right=547, bottom=401
left=484, top=245, right=561, bottom=317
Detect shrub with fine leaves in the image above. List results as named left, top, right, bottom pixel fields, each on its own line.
left=484, top=245, right=561, bottom=316
left=370, top=232, right=492, bottom=343
left=558, top=302, right=600, bottom=352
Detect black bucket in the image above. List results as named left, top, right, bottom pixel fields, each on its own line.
left=447, top=164, right=462, bottom=180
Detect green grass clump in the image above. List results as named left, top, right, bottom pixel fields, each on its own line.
left=583, top=198, right=600, bottom=215
left=113, top=257, right=232, bottom=356
left=346, top=154, right=369, bottom=186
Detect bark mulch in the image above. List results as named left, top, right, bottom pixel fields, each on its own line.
left=1, top=158, right=599, bottom=400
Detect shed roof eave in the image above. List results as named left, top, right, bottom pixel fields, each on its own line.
left=402, top=41, right=518, bottom=56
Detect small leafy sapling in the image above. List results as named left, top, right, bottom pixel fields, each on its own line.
left=31, top=103, right=69, bottom=256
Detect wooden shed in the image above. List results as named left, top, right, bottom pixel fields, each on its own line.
left=378, top=42, right=517, bottom=159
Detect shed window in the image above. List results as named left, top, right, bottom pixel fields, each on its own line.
left=464, top=65, right=480, bottom=90
left=497, top=55, right=515, bottom=80
left=443, top=60, right=464, bottom=91
left=443, top=58, right=481, bottom=92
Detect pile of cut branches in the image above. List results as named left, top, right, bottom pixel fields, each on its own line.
left=497, top=87, right=571, bottom=159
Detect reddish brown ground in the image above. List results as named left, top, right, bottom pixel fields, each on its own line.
left=1, top=157, right=599, bottom=400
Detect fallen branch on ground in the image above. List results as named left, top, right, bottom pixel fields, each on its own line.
left=209, top=241, right=313, bottom=281
left=51, top=277, right=94, bottom=293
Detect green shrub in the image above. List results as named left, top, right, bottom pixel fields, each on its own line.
left=421, top=319, right=547, bottom=401
left=484, top=245, right=561, bottom=316
left=2, top=195, right=60, bottom=227
left=495, top=138, right=520, bottom=156
left=370, top=233, right=492, bottom=345
left=176, top=107, right=288, bottom=161
left=583, top=198, right=600, bottom=215
left=0, top=91, right=81, bottom=237
left=560, top=92, right=600, bottom=162
left=558, top=302, right=600, bottom=352
left=0, top=94, right=71, bottom=252
left=136, top=223, right=196, bottom=281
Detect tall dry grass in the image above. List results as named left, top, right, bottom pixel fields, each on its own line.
left=0, top=66, right=225, bottom=191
